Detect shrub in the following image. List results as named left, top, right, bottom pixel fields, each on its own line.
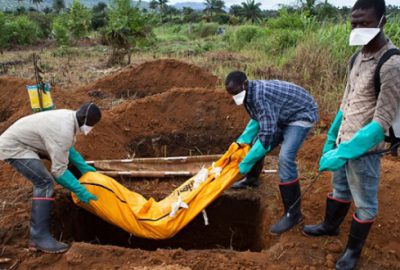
left=266, top=9, right=304, bottom=29
left=106, top=0, right=155, bottom=64
left=52, top=15, right=70, bottom=45
left=91, top=2, right=108, bottom=30
left=0, top=12, right=6, bottom=48
left=385, top=15, right=400, bottom=45
left=224, top=25, right=263, bottom=50
left=28, top=12, right=54, bottom=39
left=192, top=22, right=219, bottom=38
left=5, top=15, right=40, bottom=45
left=213, top=13, right=230, bottom=24
left=67, top=0, right=91, bottom=39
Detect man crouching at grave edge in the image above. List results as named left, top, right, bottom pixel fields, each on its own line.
left=225, top=70, right=319, bottom=235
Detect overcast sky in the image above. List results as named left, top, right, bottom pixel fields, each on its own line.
left=170, top=0, right=400, bottom=10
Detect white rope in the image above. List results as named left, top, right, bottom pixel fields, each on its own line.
left=193, top=167, right=209, bottom=189
left=202, top=209, right=209, bottom=226
left=210, top=162, right=222, bottom=177
left=169, top=196, right=189, bottom=218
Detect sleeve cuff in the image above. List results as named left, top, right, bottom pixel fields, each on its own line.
left=373, top=116, right=390, bottom=134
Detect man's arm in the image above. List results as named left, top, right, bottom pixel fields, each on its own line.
left=239, top=101, right=277, bottom=174
left=69, top=147, right=96, bottom=175
left=237, top=119, right=260, bottom=145
left=373, top=56, right=400, bottom=133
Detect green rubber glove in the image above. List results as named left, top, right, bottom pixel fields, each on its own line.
left=319, top=121, right=384, bottom=172
left=55, top=169, right=98, bottom=203
left=239, top=139, right=270, bottom=174
left=322, top=110, right=343, bottom=154
left=69, top=147, right=96, bottom=175
left=237, top=119, right=260, bottom=145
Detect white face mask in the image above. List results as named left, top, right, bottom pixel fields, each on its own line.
left=233, top=90, right=246, bottom=106
left=80, top=125, right=93, bottom=136
left=349, top=16, right=384, bottom=46
left=79, top=103, right=94, bottom=136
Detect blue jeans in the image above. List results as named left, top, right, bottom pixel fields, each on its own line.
left=332, top=153, right=381, bottom=220
left=7, top=159, right=54, bottom=198
left=269, top=125, right=311, bottom=183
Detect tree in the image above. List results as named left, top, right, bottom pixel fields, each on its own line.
left=229, top=4, right=242, bottom=17
left=182, top=7, right=197, bottom=22
left=43, top=7, right=52, bottom=14
left=149, top=0, right=158, bottom=11
left=315, top=1, right=338, bottom=21
left=53, top=0, right=65, bottom=14
left=0, top=12, right=7, bottom=49
left=67, top=0, right=91, bottom=39
left=92, top=2, right=108, bottom=30
left=148, top=0, right=169, bottom=23
left=31, top=0, right=43, bottom=11
left=203, top=0, right=225, bottom=21
left=52, top=14, right=70, bottom=45
left=165, top=5, right=180, bottom=20
left=106, top=0, right=154, bottom=65
left=298, top=0, right=317, bottom=17
left=240, top=0, right=262, bottom=23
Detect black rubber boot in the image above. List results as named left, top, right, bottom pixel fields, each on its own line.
left=336, top=214, right=374, bottom=270
left=231, top=157, right=264, bottom=189
left=29, top=198, right=69, bottom=253
left=269, top=179, right=303, bottom=235
left=231, top=176, right=259, bottom=189
left=303, top=193, right=351, bottom=237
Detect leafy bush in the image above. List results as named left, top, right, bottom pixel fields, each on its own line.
left=0, top=12, right=6, bottom=48
left=192, top=22, right=219, bottom=38
left=28, top=12, right=54, bottom=39
left=213, top=13, right=230, bottom=24
left=52, top=15, right=70, bottom=45
left=224, top=25, right=263, bottom=50
left=385, top=15, right=400, bottom=45
left=5, top=15, right=40, bottom=45
left=266, top=9, right=304, bottom=29
left=67, top=0, right=91, bottom=39
left=91, top=2, right=108, bottom=30
left=106, top=0, right=155, bottom=64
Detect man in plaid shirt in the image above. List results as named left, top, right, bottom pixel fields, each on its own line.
left=225, top=71, right=319, bottom=235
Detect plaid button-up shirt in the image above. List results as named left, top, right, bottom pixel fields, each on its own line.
left=244, top=80, right=319, bottom=147
left=338, top=40, right=400, bottom=151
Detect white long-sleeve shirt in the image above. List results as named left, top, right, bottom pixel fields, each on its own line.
left=0, top=109, right=79, bottom=178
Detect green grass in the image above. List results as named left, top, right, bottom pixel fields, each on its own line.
left=149, top=16, right=400, bottom=115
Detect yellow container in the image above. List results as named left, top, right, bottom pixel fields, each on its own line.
left=26, top=83, right=55, bottom=112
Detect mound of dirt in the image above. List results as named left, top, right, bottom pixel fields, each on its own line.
left=298, top=133, right=325, bottom=163
left=74, top=59, right=219, bottom=102
left=76, top=87, right=249, bottom=159
left=0, top=77, right=33, bottom=132
left=0, top=77, right=84, bottom=133
left=0, top=71, right=243, bottom=161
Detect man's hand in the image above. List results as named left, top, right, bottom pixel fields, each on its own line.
left=319, top=149, right=347, bottom=172
left=75, top=187, right=98, bottom=204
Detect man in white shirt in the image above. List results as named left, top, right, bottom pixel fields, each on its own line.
left=0, top=103, right=101, bottom=253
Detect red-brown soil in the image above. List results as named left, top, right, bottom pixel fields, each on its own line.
left=0, top=59, right=399, bottom=270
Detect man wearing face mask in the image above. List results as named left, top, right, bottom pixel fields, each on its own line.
left=303, top=1, right=400, bottom=269
left=0, top=103, right=101, bottom=253
left=225, top=71, right=319, bottom=235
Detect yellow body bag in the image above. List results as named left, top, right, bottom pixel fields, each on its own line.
left=73, top=143, right=250, bottom=240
